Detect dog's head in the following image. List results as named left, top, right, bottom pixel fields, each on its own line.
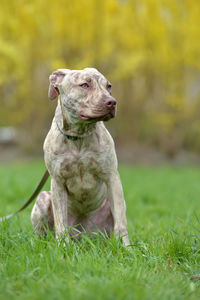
left=48, top=68, right=116, bottom=122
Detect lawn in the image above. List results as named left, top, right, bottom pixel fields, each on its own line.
left=0, top=160, right=200, bottom=299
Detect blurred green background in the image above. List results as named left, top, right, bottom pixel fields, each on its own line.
left=0, top=0, right=200, bottom=162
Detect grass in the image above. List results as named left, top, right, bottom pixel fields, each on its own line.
left=1, top=160, right=200, bottom=299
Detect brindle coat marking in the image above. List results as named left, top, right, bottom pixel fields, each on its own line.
left=31, top=68, right=129, bottom=245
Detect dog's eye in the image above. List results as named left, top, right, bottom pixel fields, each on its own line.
left=107, top=84, right=112, bottom=94
left=80, top=83, right=89, bottom=88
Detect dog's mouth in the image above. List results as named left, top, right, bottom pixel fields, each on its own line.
left=80, top=112, right=115, bottom=122
left=80, top=114, right=91, bottom=121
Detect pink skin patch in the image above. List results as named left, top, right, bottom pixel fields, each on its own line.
left=68, top=198, right=114, bottom=237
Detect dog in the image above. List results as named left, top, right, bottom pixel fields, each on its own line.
left=31, top=68, right=129, bottom=246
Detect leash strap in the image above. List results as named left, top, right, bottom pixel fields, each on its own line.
left=0, top=170, right=49, bottom=221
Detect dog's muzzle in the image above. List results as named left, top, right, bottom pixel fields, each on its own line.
left=103, top=97, right=116, bottom=118
left=80, top=96, right=117, bottom=121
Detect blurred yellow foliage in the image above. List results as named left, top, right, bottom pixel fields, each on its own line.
left=0, top=0, right=200, bottom=153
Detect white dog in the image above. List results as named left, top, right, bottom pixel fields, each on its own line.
left=31, top=68, right=129, bottom=245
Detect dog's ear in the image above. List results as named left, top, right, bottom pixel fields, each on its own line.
left=48, top=69, right=68, bottom=100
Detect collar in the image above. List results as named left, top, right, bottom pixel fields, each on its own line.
left=56, top=120, right=81, bottom=141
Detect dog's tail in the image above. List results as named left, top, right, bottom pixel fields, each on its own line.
left=0, top=170, right=49, bottom=222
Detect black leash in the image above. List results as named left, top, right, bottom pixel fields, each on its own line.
left=0, top=170, right=49, bottom=221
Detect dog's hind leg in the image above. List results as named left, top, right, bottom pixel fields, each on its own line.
left=31, top=191, right=54, bottom=235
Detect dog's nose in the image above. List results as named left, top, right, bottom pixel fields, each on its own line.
left=104, top=97, right=116, bottom=108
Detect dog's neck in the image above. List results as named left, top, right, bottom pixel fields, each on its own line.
left=54, top=99, right=96, bottom=138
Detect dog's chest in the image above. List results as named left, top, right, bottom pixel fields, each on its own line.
left=56, top=148, right=104, bottom=192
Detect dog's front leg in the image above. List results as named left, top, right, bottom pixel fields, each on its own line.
left=51, top=177, right=69, bottom=241
left=107, top=171, right=130, bottom=246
